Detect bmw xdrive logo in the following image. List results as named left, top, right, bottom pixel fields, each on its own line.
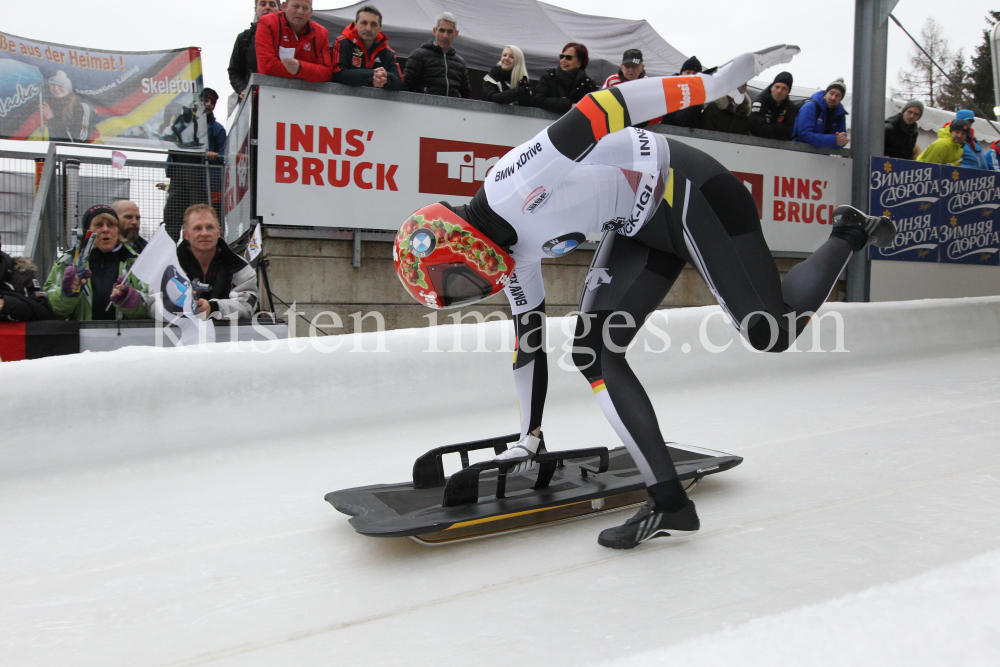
left=408, top=229, right=437, bottom=258
left=542, top=232, right=586, bottom=257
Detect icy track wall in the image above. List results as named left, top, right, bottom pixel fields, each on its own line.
left=2, top=297, right=999, bottom=478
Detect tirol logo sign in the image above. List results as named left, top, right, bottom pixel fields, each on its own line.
left=419, top=137, right=511, bottom=197
left=869, top=157, right=1000, bottom=265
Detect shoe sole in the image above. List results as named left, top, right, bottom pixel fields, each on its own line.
left=598, top=527, right=699, bottom=550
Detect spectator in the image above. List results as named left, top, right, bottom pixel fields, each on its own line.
left=482, top=45, right=531, bottom=106
left=701, top=84, right=751, bottom=135
left=749, top=71, right=797, bottom=141
left=403, top=12, right=471, bottom=98
left=112, top=200, right=147, bottom=252
left=255, top=0, right=334, bottom=83
left=531, top=42, right=599, bottom=114
left=883, top=100, right=923, bottom=159
left=603, top=49, right=661, bottom=126
left=917, top=118, right=970, bottom=165
left=177, top=205, right=260, bottom=321
left=985, top=139, right=1000, bottom=171
left=228, top=0, right=281, bottom=101
left=156, top=89, right=227, bottom=240
left=0, top=236, right=51, bottom=322
left=953, top=110, right=987, bottom=169
left=663, top=56, right=704, bottom=129
left=41, top=70, right=98, bottom=143
left=42, top=206, right=147, bottom=322
left=792, top=78, right=849, bottom=149
left=332, top=5, right=403, bottom=90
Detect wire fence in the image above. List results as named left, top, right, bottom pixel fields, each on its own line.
left=0, top=151, right=46, bottom=257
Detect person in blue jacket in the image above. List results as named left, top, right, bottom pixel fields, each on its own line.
left=954, top=110, right=988, bottom=169
left=793, top=78, right=849, bottom=148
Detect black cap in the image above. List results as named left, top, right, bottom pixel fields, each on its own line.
left=622, top=49, right=643, bottom=65
left=199, top=87, right=219, bottom=102
left=680, top=56, right=702, bottom=74
left=951, top=119, right=971, bottom=135
left=82, top=205, right=118, bottom=229
left=772, top=71, right=793, bottom=88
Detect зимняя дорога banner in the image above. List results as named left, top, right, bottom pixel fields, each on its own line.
left=0, top=30, right=207, bottom=150
left=870, top=157, right=1000, bottom=266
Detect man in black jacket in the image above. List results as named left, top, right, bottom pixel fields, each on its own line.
left=884, top=100, right=924, bottom=160
left=177, top=205, right=260, bottom=321
left=0, top=237, right=51, bottom=322
left=749, top=71, right=797, bottom=141
left=402, top=11, right=471, bottom=98
left=228, top=0, right=281, bottom=101
left=332, top=5, right=403, bottom=90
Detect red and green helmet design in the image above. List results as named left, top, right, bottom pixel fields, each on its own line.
left=393, top=203, right=515, bottom=310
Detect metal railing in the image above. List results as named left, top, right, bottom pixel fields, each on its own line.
left=23, top=143, right=222, bottom=279
left=0, top=148, right=47, bottom=258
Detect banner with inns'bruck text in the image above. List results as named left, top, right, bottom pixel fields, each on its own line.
left=0, top=31, right=207, bottom=150
left=870, top=157, right=1000, bottom=266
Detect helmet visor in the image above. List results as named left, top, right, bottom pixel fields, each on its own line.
left=426, top=262, right=493, bottom=308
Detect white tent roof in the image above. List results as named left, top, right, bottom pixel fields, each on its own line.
left=314, top=0, right=689, bottom=82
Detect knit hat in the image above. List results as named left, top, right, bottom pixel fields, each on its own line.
left=772, top=71, right=793, bottom=88
left=902, top=100, right=924, bottom=116
left=954, top=109, right=974, bottom=123
left=950, top=119, right=971, bottom=135
left=47, top=70, right=72, bottom=91
left=199, top=87, right=219, bottom=102
left=680, top=56, right=703, bottom=74
left=825, top=78, right=846, bottom=95
left=82, top=205, right=119, bottom=230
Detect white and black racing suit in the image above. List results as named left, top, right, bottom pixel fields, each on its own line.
left=451, top=52, right=856, bottom=508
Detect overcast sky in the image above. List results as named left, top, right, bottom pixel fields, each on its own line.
left=1, top=0, right=996, bottom=111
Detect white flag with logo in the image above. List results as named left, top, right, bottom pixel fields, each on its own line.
left=131, top=224, right=215, bottom=345
left=247, top=223, right=263, bottom=262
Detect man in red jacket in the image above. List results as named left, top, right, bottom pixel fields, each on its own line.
left=255, top=0, right=334, bottom=83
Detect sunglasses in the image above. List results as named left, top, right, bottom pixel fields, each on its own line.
left=559, top=53, right=577, bottom=60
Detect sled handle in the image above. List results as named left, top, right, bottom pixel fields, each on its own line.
left=441, top=447, right=610, bottom=507
left=412, top=434, right=520, bottom=489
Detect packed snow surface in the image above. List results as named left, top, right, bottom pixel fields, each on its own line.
left=2, top=297, right=999, bottom=666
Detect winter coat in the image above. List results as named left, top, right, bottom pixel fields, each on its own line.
left=43, top=244, right=148, bottom=321
left=748, top=85, right=797, bottom=141
left=531, top=67, right=599, bottom=114
left=332, top=22, right=403, bottom=91
left=985, top=141, right=1000, bottom=171
left=0, top=251, right=51, bottom=322
left=176, top=239, right=260, bottom=320
left=883, top=113, right=920, bottom=159
left=960, top=129, right=988, bottom=170
left=701, top=94, right=751, bottom=135
left=792, top=91, right=848, bottom=148
left=255, top=11, right=334, bottom=83
left=402, top=40, right=471, bottom=98
left=602, top=70, right=662, bottom=126
left=228, top=21, right=259, bottom=96
left=481, top=64, right=531, bottom=105
left=916, top=125, right=966, bottom=165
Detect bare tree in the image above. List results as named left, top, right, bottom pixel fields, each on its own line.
left=894, top=17, right=953, bottom=107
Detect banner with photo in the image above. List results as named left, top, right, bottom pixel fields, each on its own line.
left=870, top=157, right=1000, bottom=266
left=0, top=31, right=207, bottom=150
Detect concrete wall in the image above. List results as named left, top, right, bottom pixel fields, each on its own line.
left=264, top=235, right=843, bottom=334
left=871, top=260, right=1000, bottom=302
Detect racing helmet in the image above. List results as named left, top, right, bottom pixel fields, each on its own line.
left=393, top=203, right=514, bottom=309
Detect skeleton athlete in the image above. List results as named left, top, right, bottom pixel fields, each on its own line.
left=393, top=46, right=895, bottom=549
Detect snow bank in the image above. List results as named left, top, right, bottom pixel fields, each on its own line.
left=2, top=297, right=998, bottom=477
left=602, top=547, right=1000, bottom=667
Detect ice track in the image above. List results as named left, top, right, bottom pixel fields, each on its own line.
left=2, top=297, right=999, bottom=666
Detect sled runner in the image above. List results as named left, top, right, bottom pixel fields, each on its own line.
left=326, top=434, right=742, bottom=545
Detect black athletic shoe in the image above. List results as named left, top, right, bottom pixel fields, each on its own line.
left=832, top=205, right=897, bottom=248
left=597, top=499, right=700, bottom=550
